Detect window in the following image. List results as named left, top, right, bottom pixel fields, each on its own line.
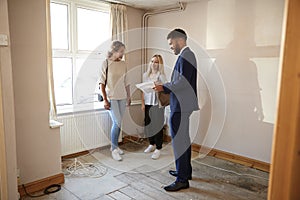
left=50, top=0, right=110, bottom=113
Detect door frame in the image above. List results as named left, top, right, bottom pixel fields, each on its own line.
left=0, top=57, right=8, bottom=200
left=268, top=0, right=300, bottom=199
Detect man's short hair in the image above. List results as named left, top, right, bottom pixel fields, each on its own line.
left=167, top=28, right=187, bottom=41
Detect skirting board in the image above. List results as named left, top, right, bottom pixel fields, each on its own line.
left=18, top=173, right=64, bottom=197
left=191, top=143, right=270, bottom=172
left=61, top=144, right=111, bottom=160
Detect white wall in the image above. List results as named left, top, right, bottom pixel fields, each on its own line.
left=122, top=6, right=145, bottom=135
left=8, top=0, right=62, bottom=184
left=147, top=0, right=284, bottom=163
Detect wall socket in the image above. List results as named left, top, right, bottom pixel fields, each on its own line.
left=17, top=168, right=20, bottom=185
left=0, top=34, right=9, bottom=46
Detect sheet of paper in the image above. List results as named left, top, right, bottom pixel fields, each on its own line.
left=136, top=81, right=155, bottom=93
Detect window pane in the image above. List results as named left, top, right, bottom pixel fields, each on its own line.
left=77, top=7, right=110, bottom=51
left=50, top=3, right=69, bottom=50
left=74, top=58, right=102, bottom=104
left=53, top=58, right=73, bottom=105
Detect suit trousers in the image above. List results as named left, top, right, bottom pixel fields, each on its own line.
left=169, top=111, right=192, bottom=182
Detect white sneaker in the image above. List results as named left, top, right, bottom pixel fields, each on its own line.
left=117, top=147, right=124, bottom=155
left=112, top=149, right=122, bottom=161
left=144, top=145, right=155, bottom=153
left=151, top=149, right=161, bottom=160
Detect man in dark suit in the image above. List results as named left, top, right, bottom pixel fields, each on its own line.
left=154, top=28, right=199, bottom=191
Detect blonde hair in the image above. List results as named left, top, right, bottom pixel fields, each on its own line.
left=107, top=40, right=125, bottom=58
left=146, top=54, right=165, bottom=77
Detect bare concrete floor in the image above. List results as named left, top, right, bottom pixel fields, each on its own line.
left=22, top=141, right=269, bottom=200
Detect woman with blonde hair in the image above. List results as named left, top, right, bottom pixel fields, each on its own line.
left=141, top=54, right=167, bottom=159
left=99, top=40, right=131, bottom=161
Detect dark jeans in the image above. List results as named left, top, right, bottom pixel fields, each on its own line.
left=144, top=105, right=164, bottom=150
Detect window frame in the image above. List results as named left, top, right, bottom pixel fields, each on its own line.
left=50, top=0, right=110, bottom=115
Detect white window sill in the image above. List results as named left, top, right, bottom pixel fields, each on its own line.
left=56, top=100, right=142, bottom=116
left=57, top=102, right=104, bottom=116
left=50, top=120, right=64, bottom=129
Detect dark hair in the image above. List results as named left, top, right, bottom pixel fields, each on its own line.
left=167, top=28, right=187, bottom=41
left=107, top=40, right=125, bottom=58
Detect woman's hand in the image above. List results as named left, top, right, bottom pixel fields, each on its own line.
left=127, top=97, right=131, bottom=106
left=141, top=103, right=145, bottom=112
left=104, top=100, right=110, bottom=110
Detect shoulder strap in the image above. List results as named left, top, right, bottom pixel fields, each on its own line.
left=104, top=59, right=108, bottom=85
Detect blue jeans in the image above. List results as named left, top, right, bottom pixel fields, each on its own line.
left=109, top=99, right=126, bottom=150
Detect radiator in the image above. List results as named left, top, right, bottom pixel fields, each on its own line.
left=58, top=111, right=112, bottom=156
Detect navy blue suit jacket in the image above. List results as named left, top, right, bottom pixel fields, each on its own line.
left=163, top=47, right=199, bottom=113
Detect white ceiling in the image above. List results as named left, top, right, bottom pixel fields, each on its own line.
left=102, top=0, right=199, bottom=10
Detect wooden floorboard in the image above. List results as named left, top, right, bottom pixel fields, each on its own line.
left=119, top=186, right=155, bottom=200
left=115, top=172, right=177, bottom=200
left=134, top=168, right=226, bottom=200
left=22, top=144, right=269, bottom=200
left=120, top=161, right=268, bottom=200
left=191, top=160, right=267, bottom=200
left=108, top=191, right=132, bottom=200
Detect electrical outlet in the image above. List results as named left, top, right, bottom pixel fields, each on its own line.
left=0, top=34, right=9, bottom=46
left=17, top=168, right=20, bottom=185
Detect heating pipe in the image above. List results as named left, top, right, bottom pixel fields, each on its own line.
left=141, top=2, right=185, bottom=72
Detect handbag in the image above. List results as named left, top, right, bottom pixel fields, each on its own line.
left=98, top=59, right=108, bottom=102
left=157, top=92, right=170, bottom=107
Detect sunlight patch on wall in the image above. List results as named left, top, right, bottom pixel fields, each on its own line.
left=206, top=0, right=284, bottom=49
left=251, top=57, right=280, bottom=124
left=206, top=0, right=235, bottom=49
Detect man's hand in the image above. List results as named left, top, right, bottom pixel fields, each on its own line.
left=153, top=83, right=164, bottom=92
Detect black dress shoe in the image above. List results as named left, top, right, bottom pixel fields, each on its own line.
left=169, top=170, right=192, bottom=180
left=164, top=181, right=189, bottom=192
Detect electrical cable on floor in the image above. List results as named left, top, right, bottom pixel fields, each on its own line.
left=22, top=184, right=61, bottom=198
left=193, top=159, right=269, bottom=181
left=63, top=158, right=107, bottom=178
left=123, top=136, right=144, bottom=145
left=61, top=117, right=107, bottom=178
